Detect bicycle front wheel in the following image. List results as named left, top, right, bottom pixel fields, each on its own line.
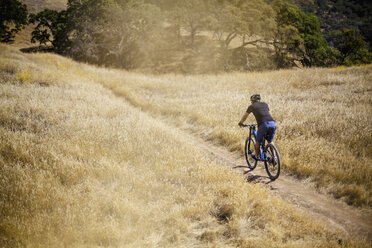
left=264, top=143, right=281, bottom=180
left=244, top=137, right=257, bottom=170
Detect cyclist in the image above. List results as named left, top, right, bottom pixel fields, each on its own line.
left=238, top=94, right=276, bottom=160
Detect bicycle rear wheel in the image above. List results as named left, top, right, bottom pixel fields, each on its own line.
left=264, top=143, right=280, bottom=180
left=245, top=137, right=257, bottom=170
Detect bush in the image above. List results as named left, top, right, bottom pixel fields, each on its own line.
left=344, top=48, right=372, bottom=66
left=312, top=46, right=342, bottom=67
left=331, top=28, right=372, bottom=66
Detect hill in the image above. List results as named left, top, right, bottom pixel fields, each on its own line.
left=1, top=44, right=371, bottom=246
left=9, top=0, right=371, bottom=72
left=102, top=61, right=372, bottom=208
left=290, top=0, right=372, bottom=44
left=20, top=0, right=66, bottom=13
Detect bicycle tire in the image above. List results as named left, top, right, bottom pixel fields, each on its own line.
left=264, top=143, right=281, bottom=180
left=244, top=137, right=257, bottom=170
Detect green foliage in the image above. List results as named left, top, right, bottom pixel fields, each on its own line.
left=0, top=0, right=28, bottom=43
left=344, top=48, right=372, bottom=66
left=272, top=0, right=308, bottom=67
left=278, top=0, right=372, bottom=67
left=311, top=46, right=342, bottom=67
left=272, top=0, right=340, bottom=68
left=28, top=0, right=370, bottom=72
left=276, top=0, right=371, bottom=45
left=338, top=29, right=367, bottom=58
left=29, top=9, right=68, bottom=50
left=206, top=0, right=275, bottom=70
left=30, top=0, right=161, bottom=68
left=316, top=0, right=371, bottom=45
left=208, top=0, right=275, bottom=44
left=331, top=28, right=372, bottom=65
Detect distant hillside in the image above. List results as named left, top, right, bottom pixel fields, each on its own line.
left=20, top=0, right=66, bottom=13
left=288, top=0, right=372, bottom=44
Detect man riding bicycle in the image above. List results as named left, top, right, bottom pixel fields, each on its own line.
left=238, top=94, right=276, bottom=160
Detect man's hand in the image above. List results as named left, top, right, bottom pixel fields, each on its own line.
left=239, top=112, right=249, bottom=126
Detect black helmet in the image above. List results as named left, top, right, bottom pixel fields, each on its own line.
left=250, top=94, right=261, bottom=102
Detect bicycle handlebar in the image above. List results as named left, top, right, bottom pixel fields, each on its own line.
left=240, top=124, right=257, bottom=127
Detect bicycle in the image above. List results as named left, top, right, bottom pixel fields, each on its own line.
left=241, top=124, right=281, bottom=180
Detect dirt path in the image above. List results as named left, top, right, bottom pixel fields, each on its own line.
left=108, top=87, right=371, bottom=242
left=175, top=127, right=372, bottom=242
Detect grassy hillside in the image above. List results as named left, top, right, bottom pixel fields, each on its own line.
left=21, top=0, right=67, bottom=13
left=0, top=45, right=368, bottom=247
left=94, top=64, right=372, bottom=208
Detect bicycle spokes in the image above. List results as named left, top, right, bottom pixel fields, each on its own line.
left=245, top=137, right=257, bottom=170
left=264, top=144, right=280, bottom=180
left=267, top=148, right=277, bottom=165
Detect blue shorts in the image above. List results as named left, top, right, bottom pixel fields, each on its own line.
left=256, top=121, right=276, bottom=144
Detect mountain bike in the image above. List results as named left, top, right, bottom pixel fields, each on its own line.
left=241, top=124, right=281, bottom=180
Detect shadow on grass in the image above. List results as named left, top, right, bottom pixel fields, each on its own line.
left=233, top=165, right=275, bottom=186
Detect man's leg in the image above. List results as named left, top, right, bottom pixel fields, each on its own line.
left=255, top=124, right=266, bottom=160
left=255, top=141, right=260, bottom=159
left=266, top=122, right=277, bottom=163
left=266, top=122, right=276, bottom=145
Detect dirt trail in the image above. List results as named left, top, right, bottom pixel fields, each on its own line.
left=175, top=127, right=372, bottom=242
left=108, top=86, right=371, bottom=242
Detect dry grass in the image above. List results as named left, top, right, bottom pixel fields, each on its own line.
left=93, top=64, right=372, bottom=208
left=1, top=45, right=369, bottom=246
left=21, top=0, right=67, bottom=13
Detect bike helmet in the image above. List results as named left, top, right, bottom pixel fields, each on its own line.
left=250, top=94, right=261, bottom=102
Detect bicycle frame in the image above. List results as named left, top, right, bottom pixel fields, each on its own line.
left=248, top=125, right=267, bottom=161
left=242, top=123, right=281, bottom=180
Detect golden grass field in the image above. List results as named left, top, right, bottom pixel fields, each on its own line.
left=96, top=59, right=372, bottom=208
left=0, top=44, right=370, bottom=247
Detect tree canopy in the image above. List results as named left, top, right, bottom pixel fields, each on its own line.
left=29, top=9, right=67, bottom=50
left=272, top=0, right=338, bottom=67
left=332, top=28, right=372, bottom=65
left=24, top=0, right=372, bottom=72
left=0, top=0, right=28, bottom=43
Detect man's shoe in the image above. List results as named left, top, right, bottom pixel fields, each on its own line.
left=251, top=154, right=259, bottom=160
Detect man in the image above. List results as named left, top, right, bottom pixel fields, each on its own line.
left=238, top=94, right=276, bottom=160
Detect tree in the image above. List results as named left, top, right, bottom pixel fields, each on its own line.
left=311, top=46, right=342, bottom=67
left=30, top=0, right=161, bottom=68
left=310, top=0, right=372, bottom=46
left=165, top=0, right=212, bottom=46
left=207, top=0, right=275, bottom=70
left=272, top=0, right=307, bottom=67
left=272, top=0, right=334, bottom=67
left=65, top=0, right=161, bottom=68
left=331, top=28, right=372, bottom=65
left=29, top=9, right=68, bottom=51
left=209, top=0, right=275, bottom=49
left=0, top=0, right=28, bottom=43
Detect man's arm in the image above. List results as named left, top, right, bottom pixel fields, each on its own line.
left=239, top=112, right=249, bottom=125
